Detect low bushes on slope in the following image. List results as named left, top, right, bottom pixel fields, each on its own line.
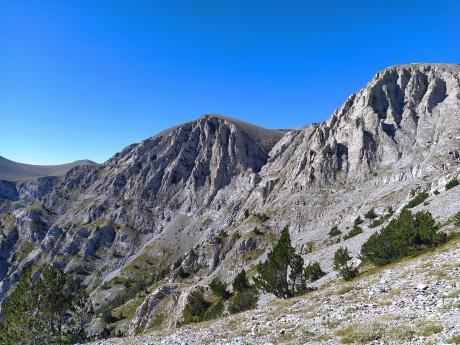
left=446, top=178, right=459, bottom=190
left=333, top=247, right=358, bottom=281
left=404, top=192, right=429, bottom=209
left=232, top=269, right=251, bottom=292
left=343, top=226, right=363, bottom=240
left=304, top=261, right=326, bottom=282
left=228, top=269, right=258, bottom=314
left=182, top=288, right=212, bottom=324
left=228, top=289, right=258, bottom=314
left=364, top=208, right=378, bottom=220
left=328, top=225, right=341, bottom=237
left=209, top=277, right=231, bottom=300
left=361, top=209, right=447, bottom=266
left=183, top=270, right=259, bottom=323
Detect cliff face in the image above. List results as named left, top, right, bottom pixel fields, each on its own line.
left=1, top=63, right=460, bottom=335
left=258, top=64, right=460, bottom=191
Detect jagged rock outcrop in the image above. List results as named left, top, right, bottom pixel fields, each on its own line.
left=129, top=284, right=180, bottom=335
left=255, top=64, right=460, bottom=196
left=1, top=63, right=460, bottom=336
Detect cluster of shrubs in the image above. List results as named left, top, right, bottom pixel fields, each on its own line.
left=333, top=247, right=358, bottom=281
left=182, top=270, right=258, bottom=324
left=183, top=227, right=328, bottom=324
left=330, top=207, right=395, bottom=242
left=343, top=226, right=363, bottom=240
left=369, top=218, right=384, bottom=228
left=102, top=266, right=170, bottom=321
left=328, top=225, right=341, bottom=237
left=182, top=287, right=225, bottom=324
left=243, top=209, right=270, bottom=222
left=445, top=178, right=459, bottom=190
left=361, top=209, right=447, bottom=266
left=453, top=212, right=460, bottom=227
left=185, top=205, right=453, bottom=325
left=404, top=192, right=429, bottom=209
left=333, top=207, right=451, bottom=279
left=364, top=208, right=378, bottom=220
left=228, top=271, right=258, bottom=314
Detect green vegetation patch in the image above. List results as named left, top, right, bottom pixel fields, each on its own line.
left=369, top=218, right=384, bottom=228
left=304, top=262, right=326, bottom=282
left=16, top=241, right=34, bottom=261
left=149, top=313, right=165, bottom=330
left=328, top=225, right=341, bottom=237
left=417, top=320, right=443, bottom=336
left=229, top=289, right=258, bottom=314
left=335, top=322, right=384, bottom=344
left=449, top=335, right=460, bottom=344
left=364, top=208, right=378, bottom=220
left=446, top=178, right=460, bottom=190
left=343, top=226, right=363, bottom=240
left=202, top=218, right=213, bottom=228
left=404, top=192, right=429, bottom=209
left=361, top=209, right=447, bottom=266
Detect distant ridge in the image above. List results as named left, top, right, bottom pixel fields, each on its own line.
left=0, top=156, right=97, bottom=181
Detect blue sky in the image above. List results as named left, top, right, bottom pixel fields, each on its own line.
left=1, top=0, right=459, bottom=164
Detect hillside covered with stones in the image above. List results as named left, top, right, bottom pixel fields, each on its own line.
left=89, top=236, right=460, bottom=344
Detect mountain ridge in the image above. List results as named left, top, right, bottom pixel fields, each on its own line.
left=1, top=63, right=460, bottom=342
left=0, top=155, right=97, bottom=181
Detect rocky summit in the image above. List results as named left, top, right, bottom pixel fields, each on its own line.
left=1, top=63, right=460, bottom=344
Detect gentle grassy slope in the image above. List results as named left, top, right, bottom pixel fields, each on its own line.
left=0, top=155, right=96, bottom=181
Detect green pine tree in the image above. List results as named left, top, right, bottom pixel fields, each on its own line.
left=182, top=288, right=210, bottom=324
left=232, top=270, right=251, bottom=293
left=228, top=289, right=258, bottom=314
left=0, top=269, right=43, bottom=345
left=209, top=277, right=230, bottom=300
left=0, top=265, right=92, bottom=345
left=333, top=247, right=358, bottom=281
left=254, top=226, right=304, bottom=298
left=34, top=265, right=73, bottom=341
left=304, top=262, right=326, bottom=282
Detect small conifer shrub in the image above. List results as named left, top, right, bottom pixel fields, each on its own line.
left=328, top=225, right=341, bottom=237
left=446, top=178, right=459, bottom=190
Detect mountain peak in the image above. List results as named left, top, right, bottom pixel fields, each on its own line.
left=382, top=62, right=460, bottom=72
left=2, top=63, right=460, bottom=342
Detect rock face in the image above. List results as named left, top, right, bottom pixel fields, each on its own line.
left=1, top=63, right=460, bottom=336
left=129, top=284, right=180, bottom=335
left=257, top=64, right=460, bottom=191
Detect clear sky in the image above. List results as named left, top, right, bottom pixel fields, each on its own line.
left=1, top=0, right=459, bottom=164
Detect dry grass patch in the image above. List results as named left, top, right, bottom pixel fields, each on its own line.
left=387, top=323, right=416, bottom=341
left=449, top=335, right=460, bottom=344
left=417, top=320, right=443, bottom=336
left=336, top=285, right=353, bottom=295
left=335, top=322, right=384, bottom=344
left=445, top=289, right=460, bottom=299
left=322, top=319, right=343, bottom=329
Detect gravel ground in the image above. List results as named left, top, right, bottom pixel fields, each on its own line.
left=88, top=238, right=460, bottom=344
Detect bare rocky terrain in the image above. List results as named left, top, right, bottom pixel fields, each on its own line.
left=88, top=237, right=460, bottom=344
left=1, top=63, right=460, bottom=344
